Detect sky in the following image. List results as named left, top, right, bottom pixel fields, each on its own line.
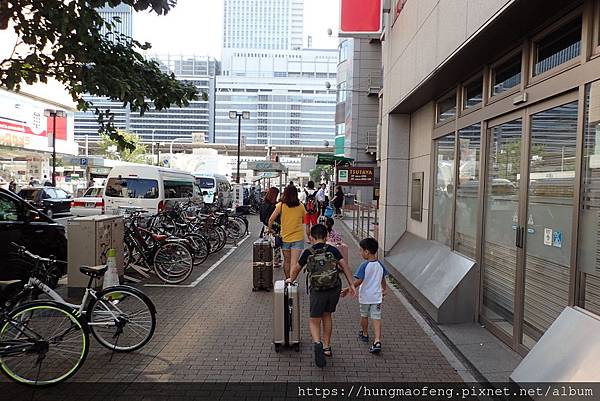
left=134, top=0, right=340, bottom=57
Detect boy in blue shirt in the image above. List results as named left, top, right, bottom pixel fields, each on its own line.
left=342, top=237, right=388, bottom=353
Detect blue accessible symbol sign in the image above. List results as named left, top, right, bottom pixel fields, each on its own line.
left=552, top=231, right=562, bottom=248
left=79, top=158, right=88, bottom=166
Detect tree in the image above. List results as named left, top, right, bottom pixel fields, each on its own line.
left=0, top=0, right=201, bottom=151
left=310, top=165, right=332, bottom=183
left=99, top=130, right=147, bottom=163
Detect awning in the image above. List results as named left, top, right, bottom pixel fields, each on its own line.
left=315, top=153, right=354, bottom=165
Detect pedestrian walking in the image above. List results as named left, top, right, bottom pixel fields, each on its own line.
left=332, top=186, right=344, bottom=218
left=268, top=184, right=306, bottom=279
left=341, top=237, right=388, bottom=354
left=325, top=217, right=342, bottom=244
left=298, top=181, right=318, bottom=241
left=260, top=187, right=282, bottom=268
left=43, top=175, right=52, bottom=186
left=316, top=183, right=327, bottom=216
left=8, top=179, right=16, bottom=193
left=287, top=224, right=356, bottom=367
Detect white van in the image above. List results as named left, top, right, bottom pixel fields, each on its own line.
left=104, top=165, right=197, bottom=214
left=192, top=173, right=232, bottom=208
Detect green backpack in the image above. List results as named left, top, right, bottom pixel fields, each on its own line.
left=305, top=247, right=340, bottom=291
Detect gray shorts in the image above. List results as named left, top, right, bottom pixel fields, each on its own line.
left=360, top=303, right=382, bottom=320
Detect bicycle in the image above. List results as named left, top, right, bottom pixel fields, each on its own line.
left=10, top=243, right=156, bottom=353
left=123, top=211, right=195, bottom=284
left=0, top=280, right=88, bottom=385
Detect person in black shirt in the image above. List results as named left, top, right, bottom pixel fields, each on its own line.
left=287, top=224, right=355, bottom=367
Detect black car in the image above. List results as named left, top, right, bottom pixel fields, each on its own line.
left=17, top=186, right=72, bottom=218
left=0, top=188, right=67, bottom=286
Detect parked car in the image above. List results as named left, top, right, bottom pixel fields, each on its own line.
left=17, top=186, right=72, bottom=218
left=0, top=188, right=67, bottom=287
left=70, top=186, right=104, bottom=217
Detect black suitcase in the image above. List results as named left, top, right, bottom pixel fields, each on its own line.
left=253, top=238, right=273, bottom=291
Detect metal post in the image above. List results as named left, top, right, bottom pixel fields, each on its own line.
left=85, top=134, right=89, bottom=156
left=366, top=205, right=371, bottom=238
left=236, top=115, right=241, bottom=183
left=51, top=114, right=57, bottom=187
left=361, top=205, right=365, bottom=238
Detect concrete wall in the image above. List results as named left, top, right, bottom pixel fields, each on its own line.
left=406, top=102, right=434, bottom=239
left=382, top=0, right=511, bottom=114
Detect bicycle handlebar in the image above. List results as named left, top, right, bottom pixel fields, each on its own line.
left=10, top=242, right=65, bottom=265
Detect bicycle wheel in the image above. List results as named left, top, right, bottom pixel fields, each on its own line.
left=226, top=218, right=246, bottom=240
left=0, top=301, right=88, bottom=386
left=185, top=233, right=209, bottom=266
left=87, top=286, right=156, bottom=352
left=153, top=242, right=194, bottom=284
left=214, top=226, right=227, bottom=252
left=205, top=229, right=221, bottom=254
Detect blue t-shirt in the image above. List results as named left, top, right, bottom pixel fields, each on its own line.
left=354, top=260, right=388, bottom=304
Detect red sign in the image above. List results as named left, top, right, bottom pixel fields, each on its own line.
left=340, top=0, right=382, bottom=35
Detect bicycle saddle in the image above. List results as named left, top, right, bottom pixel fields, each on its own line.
left=79, top=265, right=108, bottom=277
left=151, top=233, right=168, bottom=241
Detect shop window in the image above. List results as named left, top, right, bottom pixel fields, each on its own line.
left=436, top=94, right=456, bottom=124
left=578, top=80, right=600, bottom=316
left=454, top=124, right=481, bottom=259
left=533, top=16, right=581, bottom=76
left=491, top=54, right=521, bottom=96
left=432, top=134, right=456, bottom=247
left=462, top=78, right=483, bottom=110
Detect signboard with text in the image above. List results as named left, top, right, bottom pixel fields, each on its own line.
left=339, top=0, right=382, bottom=36
left=337, top=167, right=374, bottom=186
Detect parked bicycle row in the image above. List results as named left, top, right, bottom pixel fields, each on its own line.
left=121, top=200, right=249, bottom=285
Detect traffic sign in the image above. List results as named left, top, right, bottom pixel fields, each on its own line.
left=79, top=158, right=88, bottom=166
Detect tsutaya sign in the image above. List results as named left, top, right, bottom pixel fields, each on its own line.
left=338, top=167, right=375, bottom=186
left=0, top=89, right=77, bottom=155
left=339, top=0, right=383, bottom=36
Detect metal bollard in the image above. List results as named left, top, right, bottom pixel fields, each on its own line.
left=366, top=206, right=371, bottom=238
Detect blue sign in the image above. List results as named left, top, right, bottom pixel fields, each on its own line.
left=79, top=158, right=88, bottom=166
left=553, top=231, right=562, bottom=248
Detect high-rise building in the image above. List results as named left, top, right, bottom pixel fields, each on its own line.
left=223, top=0, right=304, bottom=50
left=98, top=4, right=133, bottom=39
left=215, top=49, right=337, bottom=146
left=74, top=55, right=219, bottom=143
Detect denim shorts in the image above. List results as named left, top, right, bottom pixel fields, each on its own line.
left=360, top=303, right=382, bottom=320
left=281, top=240, right=304, bottom=250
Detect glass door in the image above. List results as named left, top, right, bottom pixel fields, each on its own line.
left=481, top=117, right=525, bottom=340
left=520, top=100, right=578, bottom=349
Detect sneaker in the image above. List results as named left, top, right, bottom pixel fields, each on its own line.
left=358, top=331, right=369, bottom=342
left=369, top=341, right=382, bottom=354
left=314, top=342, right=326, bottom=367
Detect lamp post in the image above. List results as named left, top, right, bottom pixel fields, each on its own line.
left=229, top=110, right=250, bottom=183
left=170, top=137, right=191, bottom=154
left=44, top=109, right=66, bottom=187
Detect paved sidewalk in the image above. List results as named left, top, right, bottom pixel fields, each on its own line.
left=56, top=217, right=466, bottom=385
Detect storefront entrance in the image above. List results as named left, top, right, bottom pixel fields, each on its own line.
left=481, top=92, right=578, bottom=353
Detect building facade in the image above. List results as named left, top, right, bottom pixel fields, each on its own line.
left=378, top=0, right=600, bottom=364
left=74, top=55, right=219, bottom=144
left=223, top=0, right=304, bottom=50
left=215, top=49, right=337, bottom=146
left=98, top=4, right=133, bottom=39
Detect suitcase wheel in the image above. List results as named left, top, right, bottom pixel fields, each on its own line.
left=274, top=343, right=281, bottom=353
left=294, top=343, right=300, bottom=352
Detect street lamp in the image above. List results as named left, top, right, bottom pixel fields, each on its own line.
left=170, top=137, right=191, bottom=154
left=229, top=110, right=250, bottom=183
left=44, top=109, right=66, bottom=187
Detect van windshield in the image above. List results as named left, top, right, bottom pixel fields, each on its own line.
left=105, top=178, right=159, bottom=199
left=196, top=177, right=215, bottom=189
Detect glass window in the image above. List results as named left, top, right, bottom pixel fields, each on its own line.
left=54, top=189, right=69, bottom=199
left=578, top=80, right=600, bottom=316
left=432, top=134, right=456, bottom=246
left=436, top=94, right=456, bottom=123
left=84, top=187, right=103, bottom=197
left=18, top=189, right=39, bottom=201
left=105, top=178, right=159, bottom=199
left=0, top=195, right=19, bottom=221
left=164, top=180, right=194, bottom=199
left=196, top=177, right=215, bottom=189
left=462, top=78, right=483, bottom=110
left=491, top=54, right=521, bottom=96
left=454, top=124, right=481, bottom=259
left=533, top=17, right=581, bottom=76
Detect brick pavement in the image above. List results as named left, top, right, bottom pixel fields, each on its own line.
left=62, top=216, right=466, bottom=385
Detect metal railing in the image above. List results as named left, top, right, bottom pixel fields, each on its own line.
left=349, top=201, right=379, bottom=240
left=365, top=130, right=377, bottom=154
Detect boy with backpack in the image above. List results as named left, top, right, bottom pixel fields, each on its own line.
left=300, top=181, right=319, bottom=241
left=341, top=237, right=388, bottom=354
left=286, top=224, right=356, bottom=368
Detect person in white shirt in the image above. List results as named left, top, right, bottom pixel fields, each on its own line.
left=341, top=237, right=388, bottom=354
left=316, top=183, right=327, bottom=215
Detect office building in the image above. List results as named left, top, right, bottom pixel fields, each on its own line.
left=223, top=0, right=304, bottom=50
left=376, top=0, right=600, bottom=378
left=74, top=55, right=219, bottom=143
left=98, top=4, right=133, bottom=39
left=215, top=49, right=337, bottom=146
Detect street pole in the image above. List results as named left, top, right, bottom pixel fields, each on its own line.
left=236, top=114, right=241, bottom=183
left=52, top=113, right=57, bottom=187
